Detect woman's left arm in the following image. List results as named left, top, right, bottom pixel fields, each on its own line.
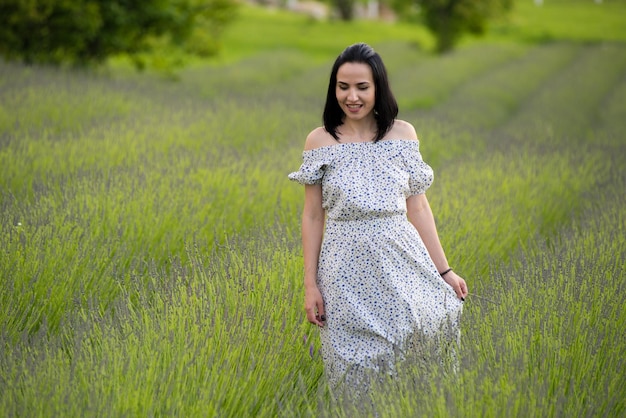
left=406, top=193, right=468, bottom=300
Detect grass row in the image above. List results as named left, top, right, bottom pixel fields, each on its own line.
left=1, top=1, right=625, bottom=415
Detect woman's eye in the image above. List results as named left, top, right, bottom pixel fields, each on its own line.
left=337, top=85, right=368, bottom=91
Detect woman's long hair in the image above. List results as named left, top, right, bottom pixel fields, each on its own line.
left=323, top=43, right=398, bottom=142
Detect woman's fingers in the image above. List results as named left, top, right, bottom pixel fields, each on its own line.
left=306, top=306, right=325, bottom=327
left=444, top=272, right=468, bottom=301
left=454, top=285, right=465, bottom=301
left=305, top=288, right=326, bottom=327
left=313, top=301, right=326, bottom=326
left=455, top=275, right=468, bottom=299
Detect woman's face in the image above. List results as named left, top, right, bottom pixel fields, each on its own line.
left=335, top=62, right=376, bottom=122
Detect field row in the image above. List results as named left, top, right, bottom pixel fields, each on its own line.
left=1, top=37, right=625, bottom=415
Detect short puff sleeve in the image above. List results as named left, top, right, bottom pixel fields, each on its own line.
left=288, top=149, right=331, bottom=185
left=402, top=141, right=434, bottom=196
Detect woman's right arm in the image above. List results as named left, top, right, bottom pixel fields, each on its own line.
left=302, top=183, right=326, bottom=327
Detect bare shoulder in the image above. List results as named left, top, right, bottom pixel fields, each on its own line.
left=384, top=119, right=418, bottom=141
left=304, top=127, right=338, bottom=150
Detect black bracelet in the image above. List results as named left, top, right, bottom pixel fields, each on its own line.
left=439, top=268, right=453, bottom=277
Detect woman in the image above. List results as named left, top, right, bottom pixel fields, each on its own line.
left=289, top=43, right=468, bottom=392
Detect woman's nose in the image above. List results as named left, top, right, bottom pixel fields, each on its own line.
left=347, top=89, right=358, bottom=101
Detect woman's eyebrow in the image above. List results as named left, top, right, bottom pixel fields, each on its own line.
left=337, top=81, right=370, bottom=85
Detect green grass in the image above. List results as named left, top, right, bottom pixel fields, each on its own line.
left=210, top=5, right=433, bottom=64
left=1, top=0, right=626, bottom=416
left=491, top=0, right=626, bottom=43
left=211, top=0, right=626, bottom=64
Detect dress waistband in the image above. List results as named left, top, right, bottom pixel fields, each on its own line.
left=326, top=212, right=406, bottom=223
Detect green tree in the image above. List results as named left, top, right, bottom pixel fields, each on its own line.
left=0, top=0, right=237, bottom=67
left=415, top=0, right=512, bottom=53
left=335, top=0, right=355, bottom=20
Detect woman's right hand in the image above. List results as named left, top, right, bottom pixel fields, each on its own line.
left=304, top=285, right=326, bottom=327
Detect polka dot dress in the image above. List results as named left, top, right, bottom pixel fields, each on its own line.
left=289, top=140, right=463, bottom=391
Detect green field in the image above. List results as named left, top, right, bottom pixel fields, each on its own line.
left=1, top=1, right=625, bottom=416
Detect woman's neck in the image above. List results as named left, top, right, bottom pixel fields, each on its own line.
left=338, top=118, right=377, bottom=142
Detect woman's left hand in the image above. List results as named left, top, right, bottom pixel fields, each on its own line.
left=443, top=271, right=468, bottom=301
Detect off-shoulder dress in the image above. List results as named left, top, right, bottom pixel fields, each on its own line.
left=288, top=140, right=463, bottom=390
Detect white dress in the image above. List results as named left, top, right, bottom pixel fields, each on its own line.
left=289, top=140, right=463, bottom=391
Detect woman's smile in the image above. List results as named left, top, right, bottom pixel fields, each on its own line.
left=336, top=62, right=375, bottom=120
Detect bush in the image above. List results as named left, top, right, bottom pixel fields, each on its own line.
left=0, top=0, right=238, bottom=67
left=415, top=0, right=513, bottom=53
left=389, top=0, right=513, bottom=53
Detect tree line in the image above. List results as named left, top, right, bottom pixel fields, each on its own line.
left=0, top=0, right=512, bottom=68
left=0, top=0, right=237, bottom=68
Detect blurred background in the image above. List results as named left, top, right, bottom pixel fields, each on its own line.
left=2, top=0, right=625, bottom=70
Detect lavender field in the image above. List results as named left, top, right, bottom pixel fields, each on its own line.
left=1, top=3, right=625, bottom=416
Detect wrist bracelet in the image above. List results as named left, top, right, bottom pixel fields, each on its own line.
left=439, top=268, right=453, bottom=277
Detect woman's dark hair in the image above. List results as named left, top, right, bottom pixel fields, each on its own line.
left=323, top=43, right=398, bottom=142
